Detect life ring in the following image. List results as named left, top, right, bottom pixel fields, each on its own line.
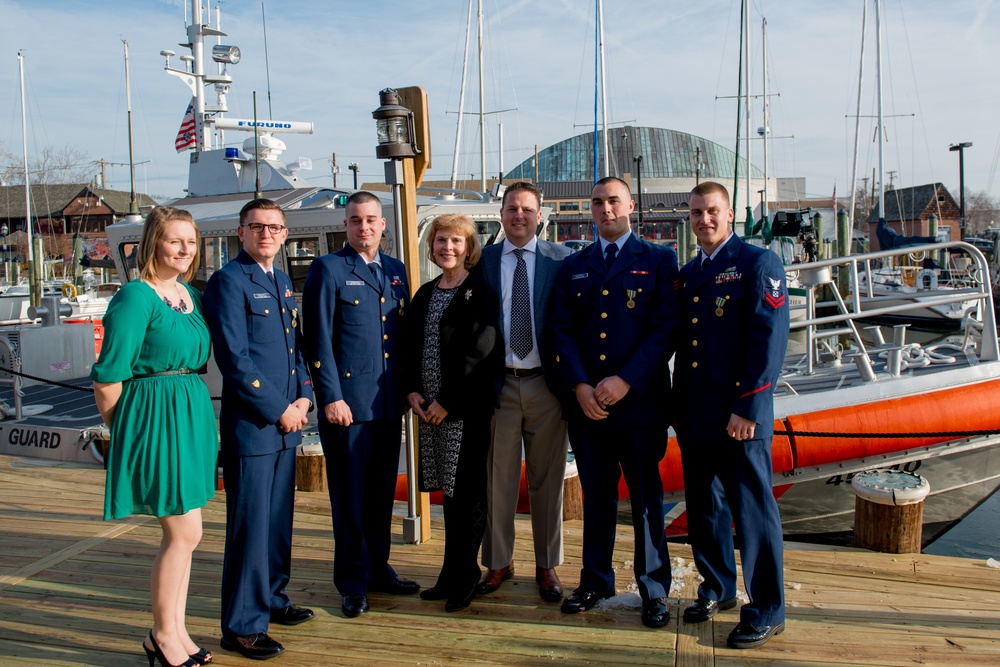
left=915, top=268, right=938, bottom=290
left=61, top=283, right=78, bottom=298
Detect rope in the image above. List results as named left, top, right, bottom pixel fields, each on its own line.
left=776, top=428, right=1000, bottom=439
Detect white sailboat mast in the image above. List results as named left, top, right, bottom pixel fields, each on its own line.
left=761, top=18, right=768, bottom=217
left=478, top=0, right=487, bottom=193
left=848, top=0, right=869, bottom=233
left=598, top=0, right=609, bottom=179
left=450, top=0, right=474, bottom=189
left=18, top=52, right=33, bottom=267
left=875, top=0, right=885, bottom=219
left=744, top=0, right=752, bottom=216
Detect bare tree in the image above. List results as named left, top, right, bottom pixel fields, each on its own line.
left=964, top=189, right=1000, bottom=237
left=0, top=142, right=93, bottom=185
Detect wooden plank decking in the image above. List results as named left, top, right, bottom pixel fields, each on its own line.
left=0, top=453, right=998, bottom=666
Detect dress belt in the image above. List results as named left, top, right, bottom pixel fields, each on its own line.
left=505, top=367, right=543, bottom=378
left=131, top=368, right=203, bottom=380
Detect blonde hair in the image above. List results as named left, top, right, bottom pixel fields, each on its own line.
left=425, top=214, right=481, bottom=270
left=137, top=206, right=200, bottom=283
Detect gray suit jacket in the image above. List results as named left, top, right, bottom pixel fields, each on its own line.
left=481, top=238, right=572, bottom=398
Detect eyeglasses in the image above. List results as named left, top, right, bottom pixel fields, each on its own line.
left=244, top=222, right=287, bottom=235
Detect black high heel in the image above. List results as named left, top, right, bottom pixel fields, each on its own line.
left=145, top=631, right=198, bottom=667
left=188, top=647, right=213, bottom=665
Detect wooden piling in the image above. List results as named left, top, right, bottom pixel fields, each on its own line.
left=852, top=469, right=929, bottom=553
left=295, top=442, right=327, bottom=493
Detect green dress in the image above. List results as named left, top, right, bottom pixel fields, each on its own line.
left=91, top=280, right=217, bottom=520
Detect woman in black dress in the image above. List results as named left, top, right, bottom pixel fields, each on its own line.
left=403, top=214, right=503, bottom=612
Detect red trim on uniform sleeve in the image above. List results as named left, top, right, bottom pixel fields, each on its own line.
left=764, top=293, right=785, bottom=309
left=739, top=382, right=771, bottom=399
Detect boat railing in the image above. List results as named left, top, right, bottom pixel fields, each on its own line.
left=788, top=241, right=999, bottom=375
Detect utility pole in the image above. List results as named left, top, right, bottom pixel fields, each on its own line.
left=331, top=152, right=338, bottom=188
left=950, top=142, right=972, bottom=238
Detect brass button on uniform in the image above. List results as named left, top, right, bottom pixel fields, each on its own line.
left=289, top=348, right=294, bottom=354
left=693, top=296, right=700, bottom=303
left=291, top=369, right=295, bottom=375
left=692, top=340, right=698, bottom=346
left=285, top=328, right=290, bottom=334
left=264, top=309, right=270, bottom=315
left=345, top=372, right=351, bottom=378
left=692, top=361, right=698, bottom=368
left=383, top=334, right=388, bottom=340
left=600, top=332, right=606, bottom=339
left=602, top=289, right=609, bottom=296
left=601, top=312, right=608, bottom=319
left=384, top=353, right=390, bottom=359
left=281, top=308, right=286, bottom=313
left=692, top=317, right=698, bottom=324
left=381, top=315, right=387, bottom=322
left=599, top=354, right=606, bottom=361
left=380, top=297, right=385, bottom=303
left=354, top=299, right=360, bottom=305
left=735, top=381, right=741, bottom=387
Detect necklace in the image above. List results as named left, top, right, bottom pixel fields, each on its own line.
left=438, top=271, right=469, bottom=289
left=162, top=294, right=188, bottom=313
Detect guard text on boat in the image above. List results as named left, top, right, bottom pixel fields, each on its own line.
left=6, top=427, right=61, bottom=449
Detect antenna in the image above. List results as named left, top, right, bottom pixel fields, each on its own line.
left=253, top=91, right=262, bottom=199
left=261, top=1, right=273, bottom=118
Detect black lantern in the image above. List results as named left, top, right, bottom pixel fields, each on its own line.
left=372, top=88, right=418, bottom=159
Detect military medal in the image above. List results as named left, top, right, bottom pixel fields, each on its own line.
left=715, top=296, right=729, bottom=317
left=398, top=298, right=405, bottom=316
left=291, top=308, right=298, bottom=328
left=626, top=289, right=637, bottom=309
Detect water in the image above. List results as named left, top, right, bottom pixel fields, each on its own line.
left=924, top=487, right=1000, bottom=560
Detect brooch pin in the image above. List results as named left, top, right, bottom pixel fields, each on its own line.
left=625, top=289, right=637, bottom=309
left=465, top=288, right=473, bottom=301
left=715, top=295, right=730, bottom=317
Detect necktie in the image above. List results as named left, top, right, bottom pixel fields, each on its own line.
left=369, top=262, right=383, bottom=290
left=266, top=270, right=279, bottom=293
left=510, top=248, right=533, bottom=359
left=701, top=254, right=712, bottom=272
left=604, top=243, right=618, bottom=269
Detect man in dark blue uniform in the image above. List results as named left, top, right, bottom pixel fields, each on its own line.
left=548, top=176, right=679, bottom=628
left=205, top=199, right=314, bottom=661
left=674, top=181, right=789, bottom=649
left=303, top=191, right=418, bottom=619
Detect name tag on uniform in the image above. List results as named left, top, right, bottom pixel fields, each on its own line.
left=253, top=293, right=272, bottom=299
left=346, top=280, right=365, bottom=286
left=571, top=273, right=589, bottom=280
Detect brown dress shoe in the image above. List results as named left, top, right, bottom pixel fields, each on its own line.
left=535, top=566, right=563, bottom=602
left=476, top=562, right=514, bottom=594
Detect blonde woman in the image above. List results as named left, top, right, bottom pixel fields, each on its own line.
left=92, top=206, right=217, bottom=667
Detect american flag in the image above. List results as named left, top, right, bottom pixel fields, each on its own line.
left=174, top=98, right=197, bottom=152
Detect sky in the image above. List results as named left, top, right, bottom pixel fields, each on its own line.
left=1, top=0, right=998, bottom=205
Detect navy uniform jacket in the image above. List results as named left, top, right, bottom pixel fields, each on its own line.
left=480, top=239, right=572, bottom=399
left=673, top=235, right=789, bottom=442
left=204, top=250, right=312, bottom=456
left=548, top=234, right=680, bottom=427
left=302, top=245, right=410, bottom=421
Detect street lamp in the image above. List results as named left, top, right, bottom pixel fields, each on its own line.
left=348, top=162, right=359, bottom=189
left=950, top=142, right=972, bottom=238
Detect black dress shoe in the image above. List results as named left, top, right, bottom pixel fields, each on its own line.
left=560, top=587, right=613, bottom=614
left=342, top=594, right=369, bottom=618
left=727, top=621, right=785, bottom=649
left=220, top=632, right=285, bottom=661
left=370, top=577, right=421, bottom=596
left=641, top=597, right=671, bottom=628
left=683, top=596, right=738, bottom=623
left=444, top=580, right=477, bottom=613
left=419, top=586, right=449, bottom=601
left=270, top=603, right=315, bottom=626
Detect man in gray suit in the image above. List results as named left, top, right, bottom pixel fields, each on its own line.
left=477, top=181, right=573, bottom=602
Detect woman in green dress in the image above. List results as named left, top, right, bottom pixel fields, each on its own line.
left=92, top=206, right=218, bottom=667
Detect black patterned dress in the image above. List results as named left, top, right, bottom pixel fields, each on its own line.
left=418, top=284, right=464, bottom=497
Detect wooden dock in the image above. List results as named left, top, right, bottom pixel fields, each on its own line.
left=1, top=453, right=998, bottom=666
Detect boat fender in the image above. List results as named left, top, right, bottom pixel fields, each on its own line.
left=61, top=283, right=78, bottom=299
left=915, top=268, right=937, bottom=290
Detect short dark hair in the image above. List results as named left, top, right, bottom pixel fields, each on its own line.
left=346, top=191, right=382, bottom=211
left=502, top=181, right=543, bottom=209
left=239, top=198, right=285, bottom=226
left=690, top=181, right=731, bottom=208
left=594, top=176, right=630, bottom=193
